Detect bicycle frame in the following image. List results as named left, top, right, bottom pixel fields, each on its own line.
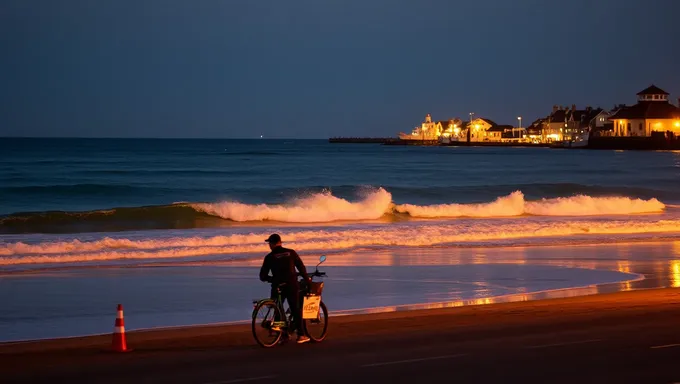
left=251, top=254, right=328, bottom=346
left=252, top=286, right=292, bottom=331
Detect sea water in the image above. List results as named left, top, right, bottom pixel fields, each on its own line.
left=1, top=138, right=679, bottom=340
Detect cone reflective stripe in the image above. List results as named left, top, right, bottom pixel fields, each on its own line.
left=112, top=304, right=129, bottom=352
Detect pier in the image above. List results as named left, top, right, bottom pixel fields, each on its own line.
left=328, top=137, right=400, bottom=144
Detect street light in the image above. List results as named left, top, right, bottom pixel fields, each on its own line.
left=517, top=116, right=522, bottom=139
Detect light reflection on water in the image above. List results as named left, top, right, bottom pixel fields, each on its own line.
left=2, top=240, right=679, bottom=342
left=226, top=240, right=680, bottom=291
left=334, top=285, right=603, bottom=316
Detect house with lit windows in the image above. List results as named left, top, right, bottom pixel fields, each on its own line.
left=399, top=113, right=444, bottom=141
left=608, top=85, right=680, bottom=137
left=464, top=118, right=496, bottom=142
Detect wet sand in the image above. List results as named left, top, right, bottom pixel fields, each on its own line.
left=3, top=287, right=680, bottom=383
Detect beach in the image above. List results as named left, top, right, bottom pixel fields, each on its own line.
left=4, top=240, right=680, bottom=343
left=2, top=139, right=680, bottom=349
left=3, top=287, right=680, bottom=383
left=4, top=2, right=680, bottom=381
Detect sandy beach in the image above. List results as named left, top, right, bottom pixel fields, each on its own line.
left=3, top=287, right=680, bottom=383
left=4, top=241, right=670, bottom=342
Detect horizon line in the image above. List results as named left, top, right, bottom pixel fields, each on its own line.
left=0, top=136, right=344, bottom=140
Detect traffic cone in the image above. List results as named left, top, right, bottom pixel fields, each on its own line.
left=112, top=304, right=131, bottom=352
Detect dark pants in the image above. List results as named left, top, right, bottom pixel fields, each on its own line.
left=271, top=282, right=302, bottom=336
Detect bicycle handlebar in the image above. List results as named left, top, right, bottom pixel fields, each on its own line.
left=297, top=271, right=326, bottom=278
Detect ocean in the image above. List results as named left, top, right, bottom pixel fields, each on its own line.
left=2, top=138, right=679, bottom=266
left=1, top=138, right=679, bottom=341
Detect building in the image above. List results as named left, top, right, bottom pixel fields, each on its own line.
left=465, top=118, right=496, bottom=142
left=541, top=105, right=602, bottom=142
left=526, top=118, right=546, bottom=143
left=591, top=109, right=611, bottom=129
left=485, top=125, right=506, bottom=141
left=563, top=106, right=603, bottom=140
left=608, top=85, right=680, bottom=137
left=399, top=114, right=444, bottom=140
left=543, top=106, right=569, bottom=142
left=439, top=118, right=464, bottom=140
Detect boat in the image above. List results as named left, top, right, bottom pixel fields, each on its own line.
left=552, top=132, right=589, bottom=148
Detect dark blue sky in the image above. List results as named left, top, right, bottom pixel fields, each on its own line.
left=2, top=0, right=679, bottom=138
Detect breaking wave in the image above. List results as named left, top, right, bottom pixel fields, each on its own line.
left=191, top=187, right=393, bottom=222
left=0, top=188, right=667, bottom=234
left=395, top=191, right=666, bottom=218
left=2, top=216, right=680, bottom=266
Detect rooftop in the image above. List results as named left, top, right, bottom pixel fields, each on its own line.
left=637, top=85, right=669, bottom=96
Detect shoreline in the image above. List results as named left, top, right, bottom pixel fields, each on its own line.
left=4, top=287, right=680, bottom=383
left=4, top=233, right=680, bottom=273
left=2, top=286, right=678, bottom=356
left=0, top=270, right=645, bottom=348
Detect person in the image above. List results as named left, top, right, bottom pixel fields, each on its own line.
left=259, top=233, right=310, bottom=344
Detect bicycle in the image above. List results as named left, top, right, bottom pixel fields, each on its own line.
left=251, top=255, right=329, bottom=348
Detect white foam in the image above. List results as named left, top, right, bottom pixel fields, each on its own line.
left=191, top=190, right=665, bottom=222
left=3, top=216, right=680, bottom=266
left=395, top=191, right=665, bottom=218
left=191, top=187, right=393, bottom=222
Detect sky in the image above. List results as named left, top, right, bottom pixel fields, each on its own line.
left=1, top=0, right=679, bottom=139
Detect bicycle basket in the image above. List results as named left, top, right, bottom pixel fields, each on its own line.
left=307, top=281, right=324, bottom=296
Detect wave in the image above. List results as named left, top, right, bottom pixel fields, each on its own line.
left=193, top=189, right=665, bottom=220
left=386, top=183, right=677, bottom=202
left=0, top=204, right=218, bottom=234
left=0, top=188, right=668, bottom=234
left=191, top=187, right=393, bottom=222
left=3, top=216, right=680, bottom=266
left=395, top=191, right=665, bottom=218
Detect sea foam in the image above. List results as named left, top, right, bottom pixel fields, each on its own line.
left=191, top=187, right=393, bottom=222
left=395, top=191, right=665, bottom=218
left=3, top=216, right=680, bottom=266
left=193, top=189, right=665, bottom=222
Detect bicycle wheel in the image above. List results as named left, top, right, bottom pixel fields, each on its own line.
left=252, top=300, right=283, bottom=348
left=303, top=301, right=328, bottom=342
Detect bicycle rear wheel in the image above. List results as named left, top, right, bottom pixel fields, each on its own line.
left=252, top=300, right=283, bottom=348
left=303, top=301, right=328, bottom=342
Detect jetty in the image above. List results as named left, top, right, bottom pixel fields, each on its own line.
left=563, top=135, right=680, bottom=150
left=440, top=141, right=551, bottom=148
left=328, top=137, right=400, bottom=144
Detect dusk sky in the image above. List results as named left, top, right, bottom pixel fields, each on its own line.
left=2, top=0, right=679, bottom=139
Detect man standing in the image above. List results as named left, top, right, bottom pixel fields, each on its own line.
left=259, top=233, right=310, bottom=344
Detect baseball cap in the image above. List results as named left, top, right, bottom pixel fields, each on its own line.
left=265, top=233, right=282, bottom=244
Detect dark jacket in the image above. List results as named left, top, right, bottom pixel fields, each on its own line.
left=259, top=246, right=309, bottom=286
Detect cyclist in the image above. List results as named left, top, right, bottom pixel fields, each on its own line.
left=259, top=233, right=311, bottom=344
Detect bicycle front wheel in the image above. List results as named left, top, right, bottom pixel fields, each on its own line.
left=303, top=301, right=328, bottom=342
left=252, top=300, right=283, bottom=348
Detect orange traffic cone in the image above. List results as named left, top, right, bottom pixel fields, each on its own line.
left=112, top=304, right=131, bottom=352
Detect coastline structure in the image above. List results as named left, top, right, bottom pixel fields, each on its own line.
left=329, top=84, right=680, bottom=150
